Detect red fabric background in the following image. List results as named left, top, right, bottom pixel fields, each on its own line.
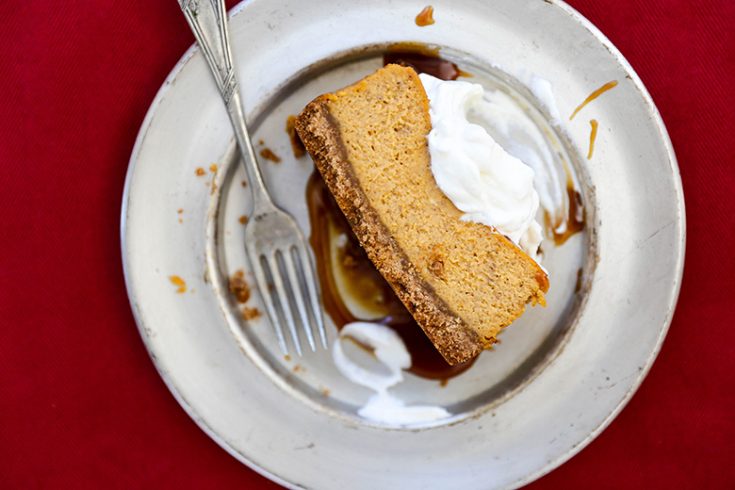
left=1, top=0, right=733, bottom=488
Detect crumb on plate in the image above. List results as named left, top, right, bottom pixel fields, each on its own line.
left=259, top=147, right=282, bottom=163
left=242, top=306, right=261, bottom=321
left=169, top=275, right=187, bottom=293
left=415, top=6, right=435, bottom=26
left=229, top=270, right=251, bottom=303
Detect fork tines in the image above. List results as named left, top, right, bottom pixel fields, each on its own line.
left=248, top=243, right=327, bottom=356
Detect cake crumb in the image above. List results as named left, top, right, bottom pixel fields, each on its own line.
left=259, top=147, right=282, bottom=163
left=483, top=336, right=500, bottom=350
left=439, top=379, right=448, bottom=388
left=292, top=364, right=304, bottom=373
left=283, top=354, right=292, bottom=362
left=242, top=307, right=261, bottom=321
left=229, top=270, right=251, bottom=303
left=574, top=268, right=583, bottom=293
left=239, top=215, right=249, bottom=225
left=195, top=167, right=206, bottom=176
left=415, top=6, right=435, bottom=26
left=169, top=275, right=187, bottom=293
left=286, top=115, right=307, bottom=158
left=209, top=163, right=218, bottom=173
left=321, top=387, right=331, bottom=397
left=177, top=208, right=183, bottom=214
left=241, top=180, right=248, bottom=187
left=258, top=139, right=264, bottom=145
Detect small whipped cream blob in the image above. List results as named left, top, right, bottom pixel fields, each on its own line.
left=419, top=73, right=543, bottom=262
left=332, top=322, right=451, bottom=425
left=516, top=70, right=562, bottom=123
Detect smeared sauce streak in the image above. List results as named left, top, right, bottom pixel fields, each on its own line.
left=286, top=115, right=306, bottom=158
left=546, top=181, right=584, bottom=246
left=415, top=6, right=435, bottom=26
left=574, top=268, right=583, bottom=293
left=383, top=43, right=466, bottom=81
left=307, top=172, right=474, bottom=380
left=209, top=163, right=218, bottom=195
left=587, top=119, right=599, bottom=159
left=569, top=80, right=618, bottom=120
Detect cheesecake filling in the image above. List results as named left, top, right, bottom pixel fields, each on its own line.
left=419, top=73, right=544, bottom=263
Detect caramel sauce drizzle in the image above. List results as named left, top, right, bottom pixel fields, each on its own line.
left=547, top=181, right=585, bottom=246
left=569, top=80, right=618, bottom=120
left=286, top=115, right=306, bottom=158
left=587, top=119, right=599, bottom=160
left=384, top=44, right=462, bottom=81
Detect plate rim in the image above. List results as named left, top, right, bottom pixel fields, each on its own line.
left=120, top=2, right=293, bottom=486
left=120, top=0, right=686, bottom=488
left=515, top=1, right=686, bottom=486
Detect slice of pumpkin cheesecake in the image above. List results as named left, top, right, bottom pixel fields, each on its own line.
left=295, top=64, right=548, bottom=365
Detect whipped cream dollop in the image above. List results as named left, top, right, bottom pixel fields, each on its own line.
left=419, top=73, right=543, bottom=262
left=471, top=84, right=575, bottom=240
left=332, top=322, right=450, bottom=425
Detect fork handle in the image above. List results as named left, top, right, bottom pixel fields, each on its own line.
left=179, top=0, right=273, bottom=210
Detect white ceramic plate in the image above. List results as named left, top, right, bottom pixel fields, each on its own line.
left=121, top=0, right=684, bottom=488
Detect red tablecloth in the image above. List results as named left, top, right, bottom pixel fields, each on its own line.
left=2, top=0, right=733, bottom=488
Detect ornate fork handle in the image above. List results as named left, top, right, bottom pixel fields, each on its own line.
left=179, top=0, right=273, bottom=210
left=179, top=0, right=327, bottom=355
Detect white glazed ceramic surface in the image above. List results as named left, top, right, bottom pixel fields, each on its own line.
left=122, top=1, right=684, bottom=488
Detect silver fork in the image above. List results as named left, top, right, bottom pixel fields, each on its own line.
left=179, top=0, right=327, bottom=355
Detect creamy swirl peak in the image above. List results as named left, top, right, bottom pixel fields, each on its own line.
left=419, top=73, right=543, bottom=263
